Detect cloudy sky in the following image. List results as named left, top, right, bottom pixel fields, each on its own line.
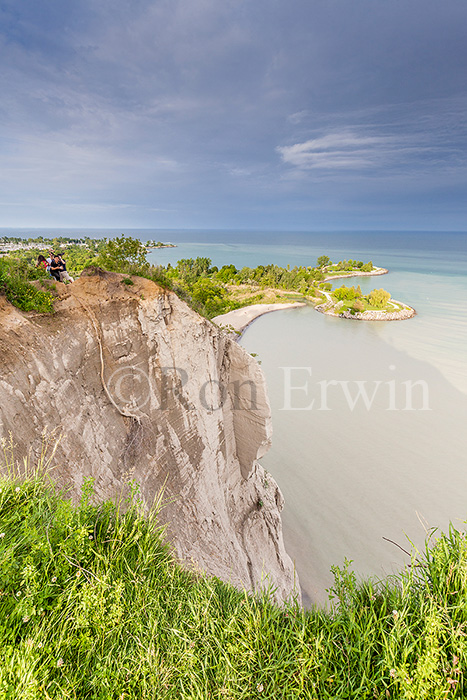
left=1, top=0, right=466, bottom=230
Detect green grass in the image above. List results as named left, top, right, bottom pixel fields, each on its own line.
left=0, top=258, right=54, bottom=313
left=0, top=446, right=466, bottom=699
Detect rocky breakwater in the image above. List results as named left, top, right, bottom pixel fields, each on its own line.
left=341, top=305, right=416, bottom=321
left=0, top=268, right=298, bottom=602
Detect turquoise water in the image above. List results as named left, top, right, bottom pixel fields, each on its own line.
left=8, top=228, right=467, bottom=604
left=147, top=230, right=467, bottom=604
left=145, top=232, right=467, bottom=395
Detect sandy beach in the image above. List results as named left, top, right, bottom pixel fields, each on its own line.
left=212, top=302, right=306, bottom=337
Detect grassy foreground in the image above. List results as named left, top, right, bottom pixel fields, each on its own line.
left=0, top=466, right=466, bottom=699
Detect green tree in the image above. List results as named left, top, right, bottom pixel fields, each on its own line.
left=96, top=235, right=148, bottom=272
left=333, top=285, right=361, bottom=301
left=191, top=278, right=225, bottom=316
left=368, top=288, right=391, bottom=308
left=317, top=255, right=331, bottom=268
left=216, top=264, right=238, bottom=283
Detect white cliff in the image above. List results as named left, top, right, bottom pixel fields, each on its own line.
left=0, top=268, right=299, bottom=602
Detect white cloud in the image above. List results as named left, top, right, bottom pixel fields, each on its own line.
left=287, top=110, right=308, bottom=125
left=276, top=132, right=391, bottom=169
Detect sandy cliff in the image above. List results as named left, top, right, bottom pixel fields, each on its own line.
left=0, top=269, right=298, bottom=602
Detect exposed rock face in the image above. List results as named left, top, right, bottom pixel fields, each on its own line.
left=0, top=270, right=299, bottom=602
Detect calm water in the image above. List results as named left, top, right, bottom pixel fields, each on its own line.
left=147, top=230, right=467, bottom=605
left=8, top=228, right=467, bottom=604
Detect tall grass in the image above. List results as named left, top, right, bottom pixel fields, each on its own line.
left=0, top=446, right=465, bottom=698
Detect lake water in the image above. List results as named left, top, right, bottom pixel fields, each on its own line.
left=147, top=229, right=467, bottom=605
left=8, top=228, right=467, bottom=605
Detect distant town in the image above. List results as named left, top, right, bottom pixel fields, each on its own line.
left=0, top=236, right=176, bottom=254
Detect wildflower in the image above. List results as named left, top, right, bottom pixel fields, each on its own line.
left=389, top=669, right=397, bottom=678
left=0, top=533, right=5, bottom=538
left=57, top=658, right=64, bottom=668
left=22, top=615, right=30, bottom=623
left=15, top=487, right=20, bottom=493
left=392, top=610, right=399, bottom=620
left=51, top=576, right=57, bottom=583
left=88, top=535, right=93, bottom=540
left=257, top=684, right=264, bottom=692
left=16, top=591, right=21, bottom=597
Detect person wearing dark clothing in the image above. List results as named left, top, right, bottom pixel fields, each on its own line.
left=49, top=255, right=64, bottom=281
left=57, top=255, right=74, bottom=282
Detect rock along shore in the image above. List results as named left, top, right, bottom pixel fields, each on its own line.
left=323, top=266, right=388, bottom=282
left=315, top=300, right=416, bottom=321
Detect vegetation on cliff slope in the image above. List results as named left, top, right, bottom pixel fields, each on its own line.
left=0, top=257, right=54, bottom=313
left=0, top=454, right=465, bottom=699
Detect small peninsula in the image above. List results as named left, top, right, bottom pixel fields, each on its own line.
left=145, top=239, right=177, bottom=249
left=314, top=262, right=415, bottom=321
left=211, top=257, right=415, bottom=332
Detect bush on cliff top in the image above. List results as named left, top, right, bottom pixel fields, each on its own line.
left=0, top=447, right=466, bottom=699
left=0, top=257, right=54, bottom=313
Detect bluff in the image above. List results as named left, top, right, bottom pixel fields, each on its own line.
left=0, top=269, right=298, bottom=602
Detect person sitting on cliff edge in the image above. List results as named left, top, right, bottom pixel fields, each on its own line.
left=36, top=255, right=48, bottom=271
left=49, top=255, right=73, bottom=283
left=49, top=255, right=63, bottom=281
left=57, top=254, right=74, bottom=283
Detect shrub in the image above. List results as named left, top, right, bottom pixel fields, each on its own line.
left=352, top=298, right=365, bottom=313
left=0, top=258, right=54, bottom=313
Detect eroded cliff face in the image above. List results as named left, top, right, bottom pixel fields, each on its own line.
left=0, top=269, right=298, bottom=602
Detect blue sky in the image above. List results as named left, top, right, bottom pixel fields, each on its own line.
left=1, top=0, right=466, bottom=230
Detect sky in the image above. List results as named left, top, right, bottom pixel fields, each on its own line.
left=0, top=0, right=466, bottom=231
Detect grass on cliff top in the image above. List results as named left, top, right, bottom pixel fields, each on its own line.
left=1, top=452, right=466, bottom=699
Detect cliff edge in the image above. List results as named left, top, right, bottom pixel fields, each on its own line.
left=0, top=269, right=298, bottom=602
